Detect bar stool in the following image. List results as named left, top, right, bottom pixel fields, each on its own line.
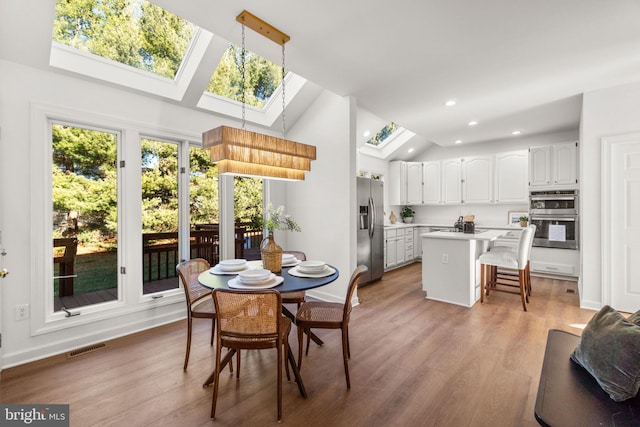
left=479, top=226, right=534, bottom=311
left=491, top=225, right=536, bottom=296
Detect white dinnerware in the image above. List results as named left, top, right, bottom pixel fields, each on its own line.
left=288, top=265, right=336, bottom=278
left=238, top=268, right=273, bottom=285
left=218, top=259, right=248, bottom=272
left=297, top=260, right=326, bottom=274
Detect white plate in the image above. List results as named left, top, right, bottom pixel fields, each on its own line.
left=282, top=259, right=301, bottom=267
left=287, top=265, right=336, bottom=278
left=209, top=264, right=256, bottom=275
left=297, top=260, right=326, bottom=273
left=228, top=276, right=284, bottom=289
left=238, top=272, right=276, bottom=285
left=218, top=259, right=248, bottom=272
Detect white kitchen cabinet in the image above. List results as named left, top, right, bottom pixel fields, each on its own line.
left=495, top=150, right=528, bottom=203
left=384, top=229, right=397, bottom=269
left=395, top=228, right=406, bottom=265
left=462, top=156, right=493, bottom=204
left=530, top=247, right=580, bottom=278
left=404, top=227, right=414, bottom=262
left=406, top=162, right=423, bottom=204
left=529, top=142, right=578, bottom=189
left=388, top=161, right=407, bottom=206
left=442, top=158, right=462, bottom=204
left=553, top=142, right=578, bottom=186
left=414, top=226, right=430, bottom=259
left=422, top=161, right=441, bottom=204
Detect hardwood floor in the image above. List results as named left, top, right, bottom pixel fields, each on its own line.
left=1, top=263, right=596, bottom=426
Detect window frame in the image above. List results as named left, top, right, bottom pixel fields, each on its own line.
left=30, top=103, right=202, bottom=336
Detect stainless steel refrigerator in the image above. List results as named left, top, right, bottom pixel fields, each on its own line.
left=357, top=177, right=384, bottom=284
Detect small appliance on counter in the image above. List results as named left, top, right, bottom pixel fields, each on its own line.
left=463, top=215, right=475, bottom=233
left=454, top=216, right=464, bottom=232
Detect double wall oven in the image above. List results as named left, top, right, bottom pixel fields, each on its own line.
left=529, top=190, right=579, bottom=249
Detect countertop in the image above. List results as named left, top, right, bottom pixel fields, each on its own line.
left=420, top=229, right=506, bottom=241
left=385, top=223, right=519, bottom=231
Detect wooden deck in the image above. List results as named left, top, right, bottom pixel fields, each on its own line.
left=54, top=277, right=179, bottom=311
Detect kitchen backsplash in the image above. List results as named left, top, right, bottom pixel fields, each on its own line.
left=389, top=204, right=528, bottom=226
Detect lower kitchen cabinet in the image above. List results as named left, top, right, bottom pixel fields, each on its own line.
left=384, top=226, right=419, bottom=271
left=530, top=247, right=580, bottom=278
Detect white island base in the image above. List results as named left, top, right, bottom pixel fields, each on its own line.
left=421, top=230, right=505, bottom=307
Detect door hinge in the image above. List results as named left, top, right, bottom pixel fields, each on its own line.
left=120, top=267, right=126, bottom=274
left=180, top=166, right=186, bottom=174
left=120, top=160, right=125, bottom=168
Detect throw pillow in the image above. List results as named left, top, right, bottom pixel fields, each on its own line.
left=570, top=305, right=640, bottom=402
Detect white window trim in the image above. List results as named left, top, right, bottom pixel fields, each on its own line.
left=29, top=103, right=201, bottom=336
left=49, top=27, right=213, bottom=102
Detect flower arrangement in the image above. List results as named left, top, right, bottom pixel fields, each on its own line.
left=260, top=203, right=301, bottom=235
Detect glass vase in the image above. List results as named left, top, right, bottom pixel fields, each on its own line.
left=260, top=235, right=283, bottom=273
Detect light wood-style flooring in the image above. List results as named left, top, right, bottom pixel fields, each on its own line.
left=1, top=263, right=596, bottom=426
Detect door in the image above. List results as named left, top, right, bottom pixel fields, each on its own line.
left=529, top=146, right=551, bottom=187
left=606, top=134, right=640, bottom=311
left=463, top=156, right=493, bottom=203
left=406, top=162, right=423, bottom=204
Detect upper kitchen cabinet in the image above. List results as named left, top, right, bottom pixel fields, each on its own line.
left=529, top=142, right=579, bottom=189
left=422, top=161, right=441, bottom=204
left=388, top=161, right=408, bottom=205
left=406, top=162, right=423, bottom=204
left=442, top=158, right=462, bottom=204
left=462, top=156, right=493, bottom=204
left=495, top=150, right=528, bottom=203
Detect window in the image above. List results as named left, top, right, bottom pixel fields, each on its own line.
left=207, top=44, right=286, bottom=109
left=141, top=138, right=180, bottom=294
left=52, top=123, right=120, bottom=311
left=366, top=122, right=400, bottom=147
left=52, top=0, right=195, bottom=80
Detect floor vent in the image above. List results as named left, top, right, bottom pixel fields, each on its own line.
left=66, top=343, right=106, bottom=358
left=566, top=288, right=576, bottom=294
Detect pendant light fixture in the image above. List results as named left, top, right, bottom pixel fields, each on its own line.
left=203, top=10, right=316, bottom=181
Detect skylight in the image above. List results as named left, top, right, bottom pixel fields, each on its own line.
left=366, top=122, right=400, bottom=147
left=206, top=44, right=286, bottom=109
left=52, top=0, right=195, bottom=80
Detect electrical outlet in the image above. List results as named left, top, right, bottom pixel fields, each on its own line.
left=15, top=304, right=29, bottom=321
left=441, top=254, right=449, bottom=264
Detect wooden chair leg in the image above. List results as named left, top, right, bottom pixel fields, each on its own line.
left=277, top=344, right=283, bottom=421
left=184, top=316, right=193, bottom=371
left=341, top=326, right=351, bottom=389
left=297, top=326, right=304, bottom=369
left=236, top=350, right=241, bottom=379
left=519, top=270, right=528, bottom=311
left=480, top=263, right=486, bottom=302
left=210, top=317, right=215, bottom=346
left=211, top=343, right=222, bottom=419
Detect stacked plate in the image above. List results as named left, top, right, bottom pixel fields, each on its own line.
left=282, top=253, right=300, bottom=267
left=297, top=260, right=326, bottom=274
left=237, top=268, right=274, bottom=286
left=218, top=259, right=248, bottom=272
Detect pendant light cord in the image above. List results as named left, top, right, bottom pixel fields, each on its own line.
left=241, top=24, right=246, bottom=131
left=281, top=43, right=286, bottom=136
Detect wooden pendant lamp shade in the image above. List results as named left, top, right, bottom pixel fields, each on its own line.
left=203, top=126, right=316, bottom=181
left=203, top=10, right=316, bottom=181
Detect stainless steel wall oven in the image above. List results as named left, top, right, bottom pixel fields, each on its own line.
left=529, top=190, right=579, bottom=249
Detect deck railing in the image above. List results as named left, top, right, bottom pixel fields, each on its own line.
left=54, top=224, right=264, bottom=297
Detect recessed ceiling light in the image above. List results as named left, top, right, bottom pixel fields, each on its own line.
left=512, top=130, right=522, bottom=135
left=445, top=99, right=457, bottom=107
left=408, top=148, right=414, bottom=153
left=363, top=130, right=370, bottom=138
left=455, top=140, right=462, bottom=144
left=468, top=121, right=478, bottom=126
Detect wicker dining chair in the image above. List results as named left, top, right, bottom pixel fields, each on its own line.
left=281, top=250, right=307, bottom=308
left=176, top=258, right=217, bottom=371
left=211, top=289, right=296, bottom=421
left=295, top=264, right=368, bottom=389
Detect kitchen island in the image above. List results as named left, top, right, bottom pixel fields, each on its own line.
left=421, top=230, right=506, bottom=307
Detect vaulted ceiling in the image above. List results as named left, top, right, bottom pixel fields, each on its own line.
left=3, top=0, right=640, bottom=161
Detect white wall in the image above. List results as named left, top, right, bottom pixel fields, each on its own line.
left=581, top=81, right=640, bottom=309
left=0, top=59, right=354, bottom=368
